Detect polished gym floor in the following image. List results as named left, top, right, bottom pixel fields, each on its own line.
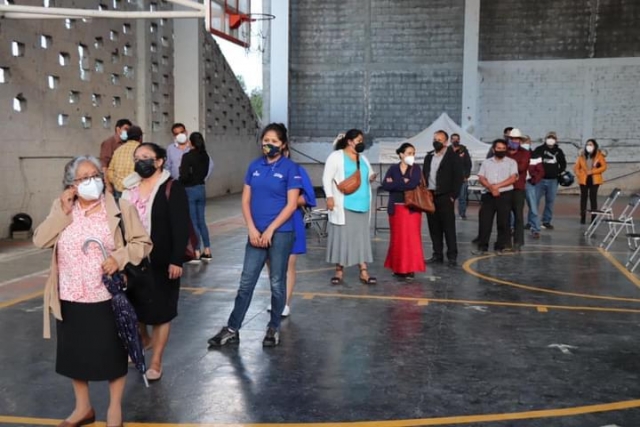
left=1, top=194, right=640, bottom=427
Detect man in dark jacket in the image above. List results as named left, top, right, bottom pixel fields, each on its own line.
left=423, top=130, right=463, bottom=267
left=451, top=133, right=472, bottom=219
left=532, top=132, right=566, bottom=229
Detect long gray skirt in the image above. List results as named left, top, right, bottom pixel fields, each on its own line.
left=326, top=209, right=373, bottom=267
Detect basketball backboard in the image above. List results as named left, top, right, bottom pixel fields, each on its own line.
left=206, top=0, right=251, bottom=48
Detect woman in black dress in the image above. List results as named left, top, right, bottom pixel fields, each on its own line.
left=122, top=143, right=190, bottom=382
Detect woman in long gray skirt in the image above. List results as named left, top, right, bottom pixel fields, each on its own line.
left=322, top=129, right=377, bottom=285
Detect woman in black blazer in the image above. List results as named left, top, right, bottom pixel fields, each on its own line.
left=122, top=143, right=190, bottom=382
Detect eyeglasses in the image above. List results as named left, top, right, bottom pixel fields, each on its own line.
left=73, top=174, right=101, bottom=184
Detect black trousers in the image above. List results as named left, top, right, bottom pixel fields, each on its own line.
left=426, top=194, right=458, bottom=260
left=580, top=181, right=599, bottom=221
left=510, top=189, right=526, bottom=248
left=478, top=191, right=513, bottom=251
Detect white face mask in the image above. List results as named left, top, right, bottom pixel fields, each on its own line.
left=403, top=155, right=415, bottom=166
left=175, top=133, right=188, bottom=144
left=77, top=177, right=104, bottom=201
left=586, top=145, right=594, bottom=154
left=546, top=138, right=556, bottom=146
left=120, top=130, right=128, bottom=142
left=521, top=143, right=531, bottom=151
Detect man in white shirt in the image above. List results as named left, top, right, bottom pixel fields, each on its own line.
left=473, top=139, right=518, bottom=254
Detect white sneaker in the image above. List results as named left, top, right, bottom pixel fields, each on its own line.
left=281, top=305, right=290, bottom=317
left=267, top=304, right=272, bottom=312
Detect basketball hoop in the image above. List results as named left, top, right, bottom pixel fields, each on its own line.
left=228, top=12, right=274, bottom=30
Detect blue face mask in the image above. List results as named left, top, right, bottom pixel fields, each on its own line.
left=507, top=140, right=519, bottom=150
left=262, top=143, right=281, bottom=158
left=120, top=130, right=128, bottom=142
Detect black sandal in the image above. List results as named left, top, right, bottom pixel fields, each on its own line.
left=331, top=265, right=344, bottom=285
left=359, top=268, right=377, bottom=285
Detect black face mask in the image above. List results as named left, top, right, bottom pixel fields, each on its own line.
left=452, top=141, right=460, bottom=147
left=355, top=142, right=365, bottom=153
left=433, top=140, right=444, bottom=152
left=135, top=159, right=157, bottom=178
left=494, top=150, right=507, bottom=159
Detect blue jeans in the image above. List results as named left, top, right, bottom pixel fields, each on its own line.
left=228, top=232, right=294, bottom=331
left=457, top=181, right=469, bottom=217
left=537, top=179, right=558, bottom=224
left=525, top=181, right=541, bottom=233
left=185, top=185, right=210, bottom=249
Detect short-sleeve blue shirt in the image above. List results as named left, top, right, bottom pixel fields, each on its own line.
left=244, top=156, right=303, bottom=233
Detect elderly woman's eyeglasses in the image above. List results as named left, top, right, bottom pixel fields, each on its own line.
left=73, top=174, right=101, bottom=184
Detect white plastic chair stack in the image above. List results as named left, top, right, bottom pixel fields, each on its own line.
left=584, top=187, right=621, bottom=238
left=599, top=193, right=640, bottom=251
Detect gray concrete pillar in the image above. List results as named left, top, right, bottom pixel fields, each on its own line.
left=462, top=0, right=480, bottom=133
left=268, top=0, right=289, bottom=126
left=173, top=17, right=202, bottom=133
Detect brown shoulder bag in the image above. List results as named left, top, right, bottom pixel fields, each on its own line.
left=404, top=171, right=435, bottom=213
left=334, top=155, right=362, bottom=195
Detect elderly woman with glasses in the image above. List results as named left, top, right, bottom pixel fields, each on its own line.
left=33, top=155, right=151, bottom=427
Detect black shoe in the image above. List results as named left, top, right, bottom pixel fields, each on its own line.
left=542, top=223, right=554, bottom=230
left=405, top=272, right=415, bottom=281
left=525, top=223, right=531, bottom=230
left=208, top=327, right=239, bottom=347
left=200, top=253, right=213, bottom=262
left=580, top=218, right=586, bottom=225
left=262, top=327, right=280, bottom=347
left=447, top=259, right=457, bottom=267
left=426, top=256, right=444, bottom=264
left=496, top=248, right=515, bottom=255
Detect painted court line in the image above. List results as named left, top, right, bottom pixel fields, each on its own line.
left=2, top=398, right=640, bottom=426
left=180, top=287, right=640, bottom=315
left=462, top=252, right=640, bottom=303
left=597, top=247, right=640, bottom=289
left=0, top=269, right=49, bottom=289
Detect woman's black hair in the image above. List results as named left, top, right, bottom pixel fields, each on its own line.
left=396, top=142, right=414, bottom=156
left=334, top=129, right=363, bottom=151
left=492, top=138, right=508, bottom=149
left=135, top=142, right=167, bottom=167
left=585, top=138, right=599, bottom=158
left=261, top=123, right=288, bottom=144
left=189, top=132, right=207, bottom=154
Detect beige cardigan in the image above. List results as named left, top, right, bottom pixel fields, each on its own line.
left=33, top=192, right=152, bottom=338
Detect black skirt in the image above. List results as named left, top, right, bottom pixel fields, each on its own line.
left=126, top=265, right=180, bottom=325
left=56, top=300, right=128, bottom=381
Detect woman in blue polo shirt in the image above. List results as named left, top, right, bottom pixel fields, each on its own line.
left=208, top=123, right=301, bottom=348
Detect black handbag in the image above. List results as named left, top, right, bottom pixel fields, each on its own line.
left=117, top=207, right=155, bottom=305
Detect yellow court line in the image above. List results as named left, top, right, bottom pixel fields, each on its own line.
left=0, top=290, right=43, bottom=310
left=3, top=398, right=640, bottom=426
left=598, top=247, right=640, bottom=289
left=181, top=287, right=640, bottom=315
left=462, top=253, right=640, bottom=303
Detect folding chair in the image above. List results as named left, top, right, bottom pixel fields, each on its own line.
left=303, top=186, right=329, bottom=243
left=584, top=187, right=621, bottom=238
left=625, top=234, right=640, bottom=273
left=599, top=193, right=640, bottom=251
left=466, top=174, right=483, bottom=203
left=374, top=186, right=389, bottom=235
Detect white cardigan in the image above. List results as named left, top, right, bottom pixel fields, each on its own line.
left=322, top=150, right=374, bottom=225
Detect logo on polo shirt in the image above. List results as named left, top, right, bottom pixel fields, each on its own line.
left=273, top=172, right=284, bottom=179
left=252, top=170, right=260, bottom=177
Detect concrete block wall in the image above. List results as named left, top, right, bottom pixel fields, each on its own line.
left=200, top=29, right=261, bottom=196
left=289, top=0, right=465, bottom=141
left=0, top=1, right=260, bottom=238
left=477, top=58, right=640, bottom=194
left=480, top=0, right=640, bottom=60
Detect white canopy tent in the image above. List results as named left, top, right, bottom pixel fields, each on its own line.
left=378, top=113, right=491, bottom=170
